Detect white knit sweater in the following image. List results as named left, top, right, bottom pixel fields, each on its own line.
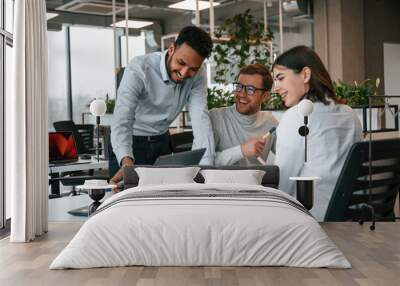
left=209, top=105, right=278, bottom=166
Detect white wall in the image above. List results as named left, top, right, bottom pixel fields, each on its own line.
left=384, top=43, right=400, bottom=96
left=383, top=43, right=400, bottom=130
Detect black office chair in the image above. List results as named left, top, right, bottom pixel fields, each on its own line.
left=170, top=131, right=193, bottom=153
left=325, top=138, right=400, bottom=226
left=117, top=67, right=125, bottom=88
left=76, top=124, right=95, bottom=154
left=53, top=120, right=100, bottom=196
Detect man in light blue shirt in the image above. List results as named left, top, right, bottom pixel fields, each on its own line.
left=110, top=26, right=215, bottom=186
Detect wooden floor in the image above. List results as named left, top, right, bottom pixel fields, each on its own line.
left=0, top=222, right=399, bottom=286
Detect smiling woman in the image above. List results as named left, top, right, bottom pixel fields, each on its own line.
left=272, top=46, right=363, bottom=221
left=272, top=46, right=343, bottom=108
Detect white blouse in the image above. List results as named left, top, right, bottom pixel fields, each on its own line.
left=274, top=101, right=363, bottom=221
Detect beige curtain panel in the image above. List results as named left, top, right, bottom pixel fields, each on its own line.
left=7, top=0, right=48, bottom=242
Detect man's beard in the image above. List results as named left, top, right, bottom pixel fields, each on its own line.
left=235, top=99, right=260, bottom=115
left=166, top=52, right=183, bottom=84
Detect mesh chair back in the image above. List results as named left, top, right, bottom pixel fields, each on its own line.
left=76, top=124, right=94, bottom=154
left=325, top=138, right=400, bottom=221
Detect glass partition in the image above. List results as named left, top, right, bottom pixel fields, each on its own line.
left=70, top=26, right=115, bottom=125
left=1, top=0, right=13, bottom=230
left=48, top=27, right=68, bottom=128
left=5, top=0, right=12, bottom=33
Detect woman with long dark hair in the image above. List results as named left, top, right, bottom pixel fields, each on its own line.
left=272, top=46, right=363, bottom=221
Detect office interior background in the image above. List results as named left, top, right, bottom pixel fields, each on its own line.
left=1, top=0, right=400, bottom=234
left=1, top=1, right=400, bottom=285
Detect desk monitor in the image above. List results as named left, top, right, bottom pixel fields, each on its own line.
left=49, top=131, right=79, bottom=164
left=154, top=148, right=206, bottom=166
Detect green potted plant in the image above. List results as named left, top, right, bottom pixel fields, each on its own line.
left=105, top=94, right=115, bottom=113
left=263, top=92, right=284, bottom=110
left=333, top=78, right=382, bottom=107
left=333, top=78, right=387, bottom=133
left=207, top=87, right=234, bottom=109
left=207, top=9, right=274, bottom=109
left=261, top=78, right=382, bottom=111
left=261, top=78, right=382, bottom=112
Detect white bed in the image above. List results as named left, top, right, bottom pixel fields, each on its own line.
left=50, top=183, right=351, bottom=269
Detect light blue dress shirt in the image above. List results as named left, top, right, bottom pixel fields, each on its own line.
left=111, top=50, right=215, bottom=165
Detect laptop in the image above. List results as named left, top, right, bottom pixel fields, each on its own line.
left=154, top=148, right=206, bottom=166
left=49, top=131, right=79, bottom=165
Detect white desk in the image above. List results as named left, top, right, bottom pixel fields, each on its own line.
left=49, top=159, right=108, bottom=173
left=48, top=159, right=108, bottom=198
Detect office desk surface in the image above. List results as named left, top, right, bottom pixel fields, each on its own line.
left=48, top=159, right=109, bottom=198
left=0, top=222, right=399, bottom=286
left=48, top=159, right=108, bottom=173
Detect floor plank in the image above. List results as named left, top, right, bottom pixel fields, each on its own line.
left=0, top=222, right=399, bottom=286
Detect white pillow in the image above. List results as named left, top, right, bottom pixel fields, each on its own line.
left=136, top=167, right=201, bottom=186
left=200, top=169, right=266, bottom=185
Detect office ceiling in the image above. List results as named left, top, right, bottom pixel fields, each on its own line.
left=45, top=0, right=308, bottom=33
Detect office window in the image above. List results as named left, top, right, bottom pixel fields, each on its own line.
left=70, top=26, right=115, bottom=124
left=4, top=44, right=11, bottom=219
left=5, top=0, right=12, bottom=33
left=0, top=36, right=4, bottom=229
left=120, top=32, right=146, bottom=66
left=1, top=0, right=13, bottom=230
left=48, top=27, right=68, bottom=127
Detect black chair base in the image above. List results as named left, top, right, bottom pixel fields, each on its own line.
left=67, top=188, right=106, bottom=217
left=358, top=204, right=400, bottom=231
left=68, top=206, right=89, bottom=217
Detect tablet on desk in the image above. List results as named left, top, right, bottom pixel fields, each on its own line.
left=154, top=148, right=206, bottom=166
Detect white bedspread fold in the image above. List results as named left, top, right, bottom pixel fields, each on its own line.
left=50, top=183, right=351, bottom=269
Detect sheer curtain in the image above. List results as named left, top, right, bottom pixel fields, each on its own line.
left=8, top=0, right=48, bottom=242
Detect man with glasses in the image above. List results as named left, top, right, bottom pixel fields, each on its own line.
left=209, top=64, right=278, bottom=166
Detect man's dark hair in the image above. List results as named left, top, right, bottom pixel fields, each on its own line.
left=175, top=26, right=213, bottom=58
left=239, top=64, right=273, bottom=91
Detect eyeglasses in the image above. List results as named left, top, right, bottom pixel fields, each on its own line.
left=233, top=82, right=266, bottom=96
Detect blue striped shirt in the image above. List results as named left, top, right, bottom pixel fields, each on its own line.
left=111, top=51, right=215, bottom=165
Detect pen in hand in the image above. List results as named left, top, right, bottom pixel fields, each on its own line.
left=257, top=127, right=276, bottom=165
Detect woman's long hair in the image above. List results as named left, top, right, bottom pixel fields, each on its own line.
left=272, top=45, right=344, bottom=104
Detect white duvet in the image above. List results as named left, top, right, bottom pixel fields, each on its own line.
left=50, top=183, right=351, bottom=269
